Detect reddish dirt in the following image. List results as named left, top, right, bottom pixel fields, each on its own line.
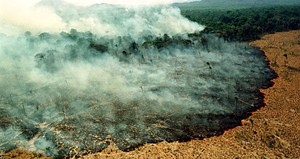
left=2, top=30, right=300, bottom=159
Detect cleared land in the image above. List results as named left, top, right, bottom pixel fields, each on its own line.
left=2, top=30, right=300, bottom=159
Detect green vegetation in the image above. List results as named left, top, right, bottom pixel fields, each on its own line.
left=174, top=0, right=300, bottom=10
left=179, top=6, right=300, bottom=41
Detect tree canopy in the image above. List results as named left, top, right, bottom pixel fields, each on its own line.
left=180, top=6, right=300, bottom=41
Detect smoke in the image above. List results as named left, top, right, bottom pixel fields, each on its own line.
left=0, top=0, right=200, bottom=7
left=0, top=0, right=275, bottom=157
left=62, top=0, right=200, bottom=6
left=0, top=0, right=203, bottom=36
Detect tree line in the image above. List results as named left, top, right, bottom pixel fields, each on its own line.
left=180, top=6, right=300, bottom=41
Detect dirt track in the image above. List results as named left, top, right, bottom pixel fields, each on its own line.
left=2, top=30, right=300, bottom=159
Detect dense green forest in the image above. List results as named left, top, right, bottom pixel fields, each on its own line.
left=174, top=0, right=300, bottom=10
left=178, top=5, right=300, bottom=41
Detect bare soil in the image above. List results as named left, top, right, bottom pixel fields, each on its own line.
left=2, top=30, right=300, bottom=159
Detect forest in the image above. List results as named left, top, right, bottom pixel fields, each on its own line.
left=178, top=5, right=300, bottom=41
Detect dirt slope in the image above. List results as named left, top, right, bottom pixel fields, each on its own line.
left=2, top=30, right=300, bottom=159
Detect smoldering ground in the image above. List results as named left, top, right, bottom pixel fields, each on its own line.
left=0, top=0, right=276, bottom=157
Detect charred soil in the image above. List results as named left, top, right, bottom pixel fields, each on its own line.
left=2, top=30, right=300, bottom=159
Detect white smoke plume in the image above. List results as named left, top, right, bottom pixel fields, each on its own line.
left=0, top=0, right=203, bottom=36
left=0, top=0, right=275, bottom=157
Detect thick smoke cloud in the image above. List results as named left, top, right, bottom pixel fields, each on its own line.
left=62, top=0, right=200, bottom=6
left=0, top=0, right=200, bottom=7
left=0, top=0, right=275, bottom=157
left=0, top=0, right=203, bottom=36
